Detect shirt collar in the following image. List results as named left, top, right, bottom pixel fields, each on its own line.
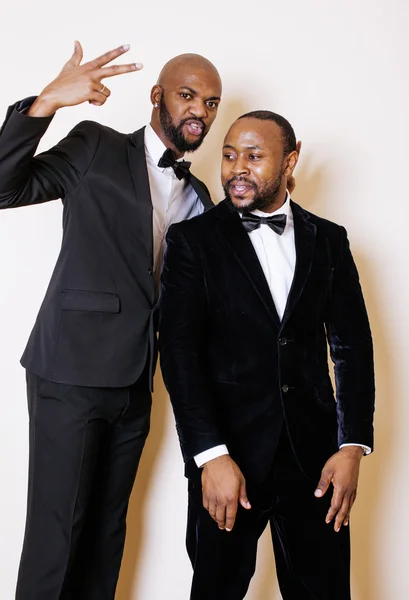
left=144, top=123, right=185, bottom=168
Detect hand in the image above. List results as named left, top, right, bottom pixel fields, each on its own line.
left=314, top=446, right=364, bottom=532
left=202, top=455, right=251, bottom=531
left=287, top=140, right=302, bottom=194
left=28, top=41, right=143, bottom=117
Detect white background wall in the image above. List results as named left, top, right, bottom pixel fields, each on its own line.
left=0, top=1, right=408, bottom=598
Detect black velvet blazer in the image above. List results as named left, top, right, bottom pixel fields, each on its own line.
left=159, top=199, right=375, bottom=482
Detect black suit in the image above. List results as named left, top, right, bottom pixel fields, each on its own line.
left=0, top=100, right=212, bottom=600
left=159, top=199, right=375, bottom=599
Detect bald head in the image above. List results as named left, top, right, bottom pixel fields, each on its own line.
left=150, top=53, right=222, bottom=157
left=157, top=54, right=221, bottom=89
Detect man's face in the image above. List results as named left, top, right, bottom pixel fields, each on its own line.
left=157, top=67, right=221, bottom=153
left=222, top=118, right=289, bottom=212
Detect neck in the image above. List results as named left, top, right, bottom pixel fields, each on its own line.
left=259, top=185, right=288, bottom=214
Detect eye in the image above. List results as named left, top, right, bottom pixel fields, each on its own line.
left=223, top=153, right=235, bottom=161
left=206, top=101, right=219, bottom=110
left=180, top=93, right=192, bottom=100
left=249, top=154, right=261, bottom=161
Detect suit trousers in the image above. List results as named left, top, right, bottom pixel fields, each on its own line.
left=187, top=430, right=351, bottom=600
left=15, top=368, right=151, bottom=600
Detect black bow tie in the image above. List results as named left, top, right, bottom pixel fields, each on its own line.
left=158, top=148, right=191, bottom=180
left=241, top=213, right=287, bottom=235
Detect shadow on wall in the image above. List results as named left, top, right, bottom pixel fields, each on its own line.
left=115, top=107, right=390, bottom=600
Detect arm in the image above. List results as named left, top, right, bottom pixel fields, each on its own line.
left=315, top=227, right=375, bottom=530
left=159, top=226, right=251, bottom=531
left=0, top=42, right=141, bottom=209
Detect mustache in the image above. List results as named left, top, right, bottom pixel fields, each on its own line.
left=178, top=116, right=206, bottom=129
left=225, top=176, right=255, bottom=188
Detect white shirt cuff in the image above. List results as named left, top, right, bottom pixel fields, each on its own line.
left=340, top=443, right=372, bottom=455
left=194, top=444, right=229, bottom=467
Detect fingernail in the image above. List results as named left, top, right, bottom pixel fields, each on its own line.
left=122, top=44, right=130, bottom=51
left=315, top=490, right=322, bottom=497
left=133, top=63, right=143, bottom=69
left=225, top=528, right=231, bottom=532
left=344, top=521, right=349, bottom=526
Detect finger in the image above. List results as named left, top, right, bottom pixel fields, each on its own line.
left=98, top=62, right=143, bottom=79
left=239, top=481, right=251, bottom=510
left=343, top=490, right=357, bottom=527
left=88, top=90, right=109, bottom=107
left=215, top=503, right=227, bottom=530
left=208, top=502, right=217, bottom=521
left=325, top=486, right=344, bottom=524
left=315, top=469, right=332, bottom=498
left=94, top=82, right=111, bottom=98
left=64, top=40, right=83, bottom=69
left=334, top=496, right=351, bottom=532
left=225, top=500, right=238, bottom=532
left=87, top=44, right=132, bottom=69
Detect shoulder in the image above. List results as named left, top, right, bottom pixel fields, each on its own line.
left=292, top=201, right=347, bottom=241
left=67, top=120, right=127, bottom=144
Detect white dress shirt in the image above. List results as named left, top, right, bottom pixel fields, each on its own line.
left=144, top=124, right=204, bottom=291
left=194, top=194, right=370, bottom=467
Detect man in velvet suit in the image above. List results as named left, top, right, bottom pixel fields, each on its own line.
left=159, top=111, right=375, bottom=599
left=0, top=42, right=221, bottom=600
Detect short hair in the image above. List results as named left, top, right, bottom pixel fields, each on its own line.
left=238, top=110, right=296, bottom=155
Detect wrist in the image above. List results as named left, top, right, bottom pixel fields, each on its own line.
left=27, top=93, right=59, bottom=117
left=339, top=445, right=365, bottom=459
left=203, top=454, right=232, bottom=470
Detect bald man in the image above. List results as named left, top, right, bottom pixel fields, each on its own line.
left=0, top=43, right=221, bottom=600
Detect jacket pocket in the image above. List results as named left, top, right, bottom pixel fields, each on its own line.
left=61, top=289, right=120, bottom=313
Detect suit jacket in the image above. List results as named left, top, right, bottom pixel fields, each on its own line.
left=159, top=199, right=375, bottom=483
left=0, top=100, right=212, bottom=388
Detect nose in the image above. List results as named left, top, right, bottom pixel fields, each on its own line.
left=230, top=156, right=249, bottom=176
left=189, top=98, right=208, bottom=119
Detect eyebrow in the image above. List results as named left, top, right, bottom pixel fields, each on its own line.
left=180, top=86, right=221, bottom=101
left=223, top=144, right=263, bottom=150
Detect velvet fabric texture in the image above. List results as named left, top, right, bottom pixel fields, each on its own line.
left=159, top=199, right=375, bottom=484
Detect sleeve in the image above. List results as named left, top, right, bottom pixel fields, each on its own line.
left=0, top=99, right=100, bottom=209
left=325, top=226, right=375, bottom=450
left=159, top=224, right=226, bottom=463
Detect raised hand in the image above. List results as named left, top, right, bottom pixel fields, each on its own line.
left=28, top=41, right=142, bottom=117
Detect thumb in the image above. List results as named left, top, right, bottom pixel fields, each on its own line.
left=314, top=469, right=331, bottom=498
left=65, top=40, right=83, bottom=68
left=239, top=479, right=251, bottom=510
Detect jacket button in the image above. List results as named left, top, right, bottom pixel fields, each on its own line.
left=148, top=268, right=153, bottom=276
left=279, top=337, right=287, bottom=346
left=282, top=384, right=289, bottom=393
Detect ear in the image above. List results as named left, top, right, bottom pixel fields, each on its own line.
left=150, top=85, right=163, bottom=107
left=283, top=150, right=299, bottom=177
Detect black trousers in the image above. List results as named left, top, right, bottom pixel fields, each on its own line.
left=187, top=431, right=351, bottom=600
left=15, top=369, right=151, bottom=600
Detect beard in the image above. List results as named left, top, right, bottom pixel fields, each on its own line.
left=159, top=97, right=207, bottom=153
left=223, top=169, right=283, bottom=213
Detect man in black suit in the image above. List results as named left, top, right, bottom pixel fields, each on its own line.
left=0, top=42, right=221, bottom=600
left=159, top=111, right=375, bottom=599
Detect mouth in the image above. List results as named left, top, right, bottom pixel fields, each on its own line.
left=184, top=119, right=204, bottom=137
left=228, top=180, right=254, bottom=197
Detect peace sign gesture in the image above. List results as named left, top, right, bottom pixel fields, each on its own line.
left=28, top=41, right=142, bottom=117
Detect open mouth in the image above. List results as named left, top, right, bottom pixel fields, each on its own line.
left=184, top=120, right=204, bottom=137
left=229, top=181, right=253, bottom=196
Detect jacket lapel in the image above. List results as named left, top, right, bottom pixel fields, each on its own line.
left=189, top=175, right=214, bottom=211
left=216, top=201, right=280, bottom=327
left=127, top=127, right=153, bottom=263
left=280, top=201, right=316, bottom=329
